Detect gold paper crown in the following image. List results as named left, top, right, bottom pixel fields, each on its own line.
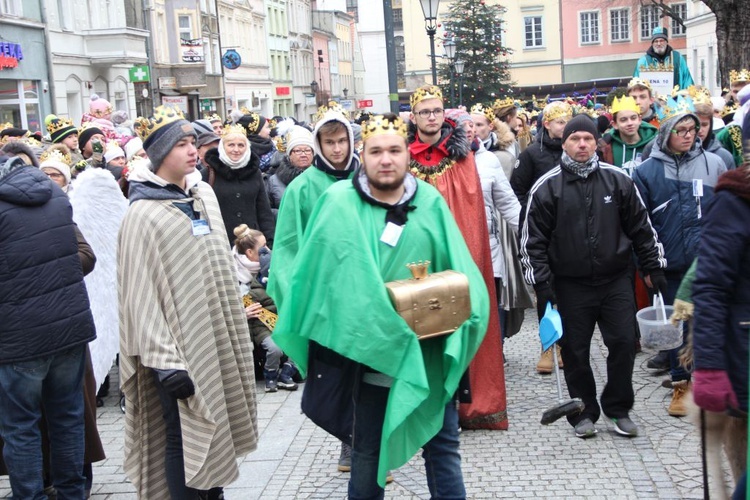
left=627, top=78, right=652, bottom=91
left=205, top=113, right=222, bottom=122
left=313, top=101, right=349, bottom=124
left=682, top=85, right=712, bottom=106
left=659, top=95, right=696, bottom=122
left=722, top=101, right=739, bottom=117
left=362, top=115, right=408, bottom=142
left=543, top=102, right=573, bottom=122
left=46, top=116, right=74, bottom=135
left=492, top=96, right=514, bottom=110
left=242, top=112, right=262, bottom=134
left=729, top=69, right=750, bottom=84
left=222, top=123, right=246, bottom=136
left=470, top=103, right=494, bottom=123
left=90, top=103, right=113, bottom=119
left=611, top=96, right=641, bottom=116
left=133, top=105, right=186, bottom=142
left=240, top=106, right=252, bottom=115
left=39, top=148, right=72, bottom=166
left=410, top=86, right=443, bottom=109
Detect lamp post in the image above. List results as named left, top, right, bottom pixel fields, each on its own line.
left=419, top=0, right=440, bottom=86
left=443, top=37, right=456, bottom=107
left=455, top=60, right=465, bottom=107
left=310, top=80, right=319, bottom=106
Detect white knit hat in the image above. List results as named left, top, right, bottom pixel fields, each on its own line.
left=40, top=157, right=72, bottom=185
left=123, top=137, right=144, bottom=161
left=104, top=144, right=126, bottom=163
left=285, top=126, right=314, bottom=153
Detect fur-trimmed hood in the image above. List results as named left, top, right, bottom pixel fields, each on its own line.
left=1, top=141, right=41, bottom=168
left=491, top=120, right=517, bottom=150
left=407, top=119, right=471, bottom=161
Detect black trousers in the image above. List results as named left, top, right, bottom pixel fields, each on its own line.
left=555, top=274, right=636, bottom=426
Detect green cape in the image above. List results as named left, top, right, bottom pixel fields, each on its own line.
left=272, top=178, right=489, bottom=486
left=266, top=166, right=353, bottom=308
left=716, top=125, right=744, bottom=167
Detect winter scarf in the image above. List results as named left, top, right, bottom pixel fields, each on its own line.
left=233, top=247, right=261, bottom=284
left=218, top=138, right=253, bottom=169
left=560, top=151, right=599, bottom=179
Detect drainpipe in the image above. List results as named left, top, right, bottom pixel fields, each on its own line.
left=558, top=0, right=565, bottom=83
left=39, top=1, right=57, bottom=116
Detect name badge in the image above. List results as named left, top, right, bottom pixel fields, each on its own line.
left=191, top=219, right=211, bottom=236
left=692, top=179, right=704, bottom=197
left=380, top=222, right=403, bottom=247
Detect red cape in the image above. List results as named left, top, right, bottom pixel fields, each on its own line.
left=410, top=130, right=508, bottom=430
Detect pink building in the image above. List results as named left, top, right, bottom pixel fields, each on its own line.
left=312, top=30, right=332, bottom=104
left=560, top=0, right=688, bottom=84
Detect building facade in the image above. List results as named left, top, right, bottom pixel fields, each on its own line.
left=288, top=0, right=316, bottom=120
left=684, top=0, right=720, bottom=95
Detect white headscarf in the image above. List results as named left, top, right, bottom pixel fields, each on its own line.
left=218, top=134, right=252, bottom=169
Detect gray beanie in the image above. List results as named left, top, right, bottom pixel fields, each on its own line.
left=143, top=120, right=197, bottom=171
left=192, top=119, right=213, bottom=135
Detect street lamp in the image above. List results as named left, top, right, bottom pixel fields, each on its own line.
left=343, top=87, right=348, bottom=98
left=455, top=60, right=466, bottom=107
left=310, top=80, right=319, bottom=106
left=443, top=37, right=457, bottom=107
left=419, top=0, right=440, bottom=86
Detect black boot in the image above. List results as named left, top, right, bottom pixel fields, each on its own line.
left=646, top=350, right=669, bottom=371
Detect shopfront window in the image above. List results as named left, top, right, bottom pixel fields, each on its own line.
left=0, top=80, right=42, bottom=131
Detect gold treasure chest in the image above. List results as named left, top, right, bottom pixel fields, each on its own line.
left=385, top=261, right=471, bottom=340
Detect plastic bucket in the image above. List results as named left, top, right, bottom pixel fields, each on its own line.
left=636, top=293, right=683, bottom=351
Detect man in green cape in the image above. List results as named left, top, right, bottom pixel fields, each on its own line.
left=272, top=114, right=489, bottom=497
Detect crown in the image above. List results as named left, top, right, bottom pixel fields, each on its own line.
left=722, top=101, right=739, bottom=117
left=362, top=115, right=408, bottom=142
left=611, top=96, right=641, bottom=116
left=682, top=85, right=712, bottom=106
left=45, top=115, right=74, bottom=135
left=543, top=102, right=573, bottom=122
left=492, top=96, right=514, bottom=110
left=470, top=103, right=494, bottom=123
left=729, top=69, right=750, bottom=84
left=657, top=95, right=696, bottom=122
left=205, top=113, right=222, bottom=122
left=40, top=148, right=72, bottom=166
left=134, top=105, right=187, bottom=142
left=627, top=78, right=652, bottom=91
left=313, top=101, right=349, bottom=124
left=406, top=261, right=431, bottom=280
left=410, top=85, right=443, bottom=109
left=242, top=112, right=262, bottom=134
left=222, top=123, right=246, bottom=136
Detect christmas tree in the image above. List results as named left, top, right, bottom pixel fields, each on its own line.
left=439, top=0, right=513, bottom=107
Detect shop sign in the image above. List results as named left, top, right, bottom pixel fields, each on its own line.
left=0, top=42, right=23, bottom=70
left=222, top=49, right=241, bottom=70
left=276, top=87, right=290, bottom=96
left=129, top=65, right=150, bottom=83
left=159, top=77, right=177, bottom=89
left=181, top=39, right=204, bottom=64
left=162, top=95, right=188, bottom=113
left=357, top=99, right=373, bottom=108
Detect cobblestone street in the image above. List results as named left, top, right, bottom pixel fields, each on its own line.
left=1, top=311, right=719, bottom=499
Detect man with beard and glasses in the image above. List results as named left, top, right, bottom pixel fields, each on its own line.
left=633, top=27, right=694, bottom=91
left=271, top=114, right=489, bottom=498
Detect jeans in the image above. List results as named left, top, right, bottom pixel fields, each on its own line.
left=152, top=371, right=201, bottom=500
left=0, top=345, right=86, bottom=500
left=662, top=276, right=691, bottom=382
left=261, top=336, right=283, bottom=372
left=349, top=380, right=465, bottom=500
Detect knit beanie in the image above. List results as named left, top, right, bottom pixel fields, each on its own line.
left=45, top=114, right=78, bottom=144
left=89, top=94, right=113, bottom=119
left=192, top=119, right=213, bottom=135
left=238, top=112, right=267, bottom=135
left=285, top=125, right=314, bottom=152
left=40, top=156, right=72, bottom=185
left=78, top=126, right=104, bottom=151
left=123, top=137, right=144, bottom=161
left=562, top=114, right=600, bottom=143
left=651, top=27, right=668, bottom=43
left=142, top=119, right=197, bottom=171
left=350, top=123, right=362, bottom=144
left=104, top=144, right=125, bottom=163
left=444, top=109, right=473, bottom=128
left=196, top=132, right=221, bottom=149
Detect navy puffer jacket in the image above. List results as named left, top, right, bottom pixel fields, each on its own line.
left=0, top=165, right=96, bottom=364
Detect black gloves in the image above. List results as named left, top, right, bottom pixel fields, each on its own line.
left=534, top=282, right=557, bottom=321
left=648, top=270, right=668, bottom=298
left=159, top=370, right=195, bottom=400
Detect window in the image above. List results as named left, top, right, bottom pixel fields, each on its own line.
left=524, top=16, right=543, bottom=48
left=579, top=11, right=600, bottom=44
left=671, top=3, right=687, bottom=36
left=393, top=8, right=403, bottom=29
left=640, top=5, right=660, bottom=40
left=610, top=8, right=630, bottom=42
left=178, top=15, right=193, bottom=41
left=0, top=0, right=22, bottom=16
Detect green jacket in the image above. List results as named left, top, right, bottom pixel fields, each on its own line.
left=599, top=122, right=658, bottom=171
left=675, top=259, right=698, bottom=303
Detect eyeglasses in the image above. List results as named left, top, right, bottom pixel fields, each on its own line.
left=290, top=148, right=313, bottom=156
left=416, top=108, right=444, bottom=119
left=671, top=127, right=698, bottom=138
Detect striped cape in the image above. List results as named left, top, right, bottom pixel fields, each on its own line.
left=118, top=180, right=258, bottom=498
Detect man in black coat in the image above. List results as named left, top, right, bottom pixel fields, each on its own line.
left=0, top=150, right=96, bottom=499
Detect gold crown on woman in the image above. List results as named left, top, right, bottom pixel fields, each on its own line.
left=543, top=102, right=573, bottom=122
left=410, top=85, right=443, bottom=109
left=40, top=148, right=72, bottom=166
left=222, top=123, right=246, bottom=136
left=730, top=69, right=750, bottom=84
left=470, top=103, right=494, bottom=123
left=362, top=115, right=408, bottom=141
left=492, top=96, right=514, bottom=110
left=134, top=105, right=186, bottom=142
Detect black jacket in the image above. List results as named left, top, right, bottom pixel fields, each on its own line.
left=519, top=161, right=666, bottom=287
left=0, top=166, right=96, bottom=364
left=202, top=147, right=276, bottom=246
left=510, top=129, right=564, bottom=208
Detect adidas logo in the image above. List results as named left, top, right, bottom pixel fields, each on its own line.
left=604, top=195, right=612, bottom=204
